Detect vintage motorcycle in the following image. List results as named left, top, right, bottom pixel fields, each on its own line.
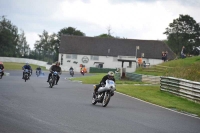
left=70, top=70, right=74, bottom=77
left=92, top=80, right=116, bottom=107
left=36, top=70, right=41, bottom=77
left=49, top=71, right=58, bottom=88
left=0, top=69, right=3, bottom=79
left=23, top=69, right=30, bottom=82
left=81, top=70, right=84, bottom=76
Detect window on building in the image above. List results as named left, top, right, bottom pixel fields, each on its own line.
left=91, top=55, right=99, bottom=60
left=66, top=54, right=71, bottom=58
left=71, top=54, right=77, bottom=59
left=66, top=54, right=77, bottom=59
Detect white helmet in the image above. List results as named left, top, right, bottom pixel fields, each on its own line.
left=108, top=71, right=114, bottom=79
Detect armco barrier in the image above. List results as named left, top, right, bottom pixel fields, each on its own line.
left=89, top=67, right=116, bottom=73
left=114, top=72, right=121, bottom=80
left=160, top=76, right=200, bottom=102
left=126, top=73, right=160, bottom=84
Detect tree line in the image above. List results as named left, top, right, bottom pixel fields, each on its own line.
left=164, top=14, right=200, bottom=56
left=1, top=14, right=200, bottom=63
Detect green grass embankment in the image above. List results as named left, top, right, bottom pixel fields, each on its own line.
left=3, top=62, right=46, bottom=70
left=136, top=56, right=200, bottom=82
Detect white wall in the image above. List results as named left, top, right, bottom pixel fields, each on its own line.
left=59, top=54, right=163, bottom=72
left=59, top=54, right=133, bottom=72
left=0, top=57, right=50, bottom=70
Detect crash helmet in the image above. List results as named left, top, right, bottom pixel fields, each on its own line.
left=108, top=71, right=114, bottom=79
left=55, top=61, right=60, bottom=66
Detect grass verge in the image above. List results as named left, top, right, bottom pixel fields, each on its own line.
left=3, top=62, right=46, bottom=70
left=71, top=73, right=200, bottom=117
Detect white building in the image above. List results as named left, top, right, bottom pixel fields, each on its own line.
left=59, top=36, right=175, bottom=73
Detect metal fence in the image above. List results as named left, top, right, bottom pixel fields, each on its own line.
left=89, top=67, right=116, bottom=73
left=160, top=76, right=200, bottom=102
left=125, top=73, right=160, bottom=84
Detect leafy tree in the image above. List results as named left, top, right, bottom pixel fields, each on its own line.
left=164, top=14, right=200, bottom=55
left=0, top=16, right=18, bottom=57
left=0, top=16, right=30, bottom=57
left=57, top=27, right=85, bottom=43
left=16, top=30, right=30, bottom=57
left=95, top=33, right=114, bottom=38
left=34, top=30, right=58, bottom=63
left=57, top=27, right=85, bottom=47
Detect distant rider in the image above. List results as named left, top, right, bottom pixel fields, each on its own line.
left=69, top=66, right=74, bottom=71
left=0, top=62, right=5, bottom=77
left=36, top=66, right=42, bottom=75
left=22, top=63, right=32, bottom=79
left=94, top=71, right=115, bottom=95
left=47, top=61, right=62, bottom=85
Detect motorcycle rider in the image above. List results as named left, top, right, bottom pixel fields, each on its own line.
left=0, top=62, right=5, bottom=77
left=47, top=61, right=62, bottom=85
left=69, top=66, right=74, bottom=71
left=94, top=71, right=115, bottom=96
left=22, top=63, right=32, bottom=79
left=69, top=66, right=74, bottom=74
left=36, top=66, right=42, bottom=75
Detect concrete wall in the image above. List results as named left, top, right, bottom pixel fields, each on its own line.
left=0, top=57, right=51, bottom=70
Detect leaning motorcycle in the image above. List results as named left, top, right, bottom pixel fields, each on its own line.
left=92, top=80, right=116, bottom=107
left=23, top=69, right=30, bottom=82
left=0, top=69, right=3, bottom=79
left=49, top=71, right=58, bottom=88
left=70, top=70, right=74, bottom=77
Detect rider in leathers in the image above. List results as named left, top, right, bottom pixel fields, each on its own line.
left=47, top=61, right=62, bottom=85
left=22, top=63, right=32, bottom=79
left=94, top=71, right=115, bottom=96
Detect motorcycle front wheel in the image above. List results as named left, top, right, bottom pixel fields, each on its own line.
left=24, top=75, right=28, bottom=82
left=102, top=92, right=111, bottom=107
left=92, top=93, right=97, bottom=105
left=49, top=78, right=53, bottom=88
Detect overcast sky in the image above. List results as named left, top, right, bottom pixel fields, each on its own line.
left=1, top=0, right=200, bottom=49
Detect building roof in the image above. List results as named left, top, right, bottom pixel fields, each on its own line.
left=59, top=35, right=176, bottom=60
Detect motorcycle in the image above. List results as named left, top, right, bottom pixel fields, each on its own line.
left=81, top=70, right=84, bottom=76
left=92, top=80, right=116, bottom=107
left=49, top=71, right=58, bottom=88
left=70, top=70, right=74, bottom=77
left=0, top=69, right=3, bottom=79
left=23, top=69, right=30, bottom=82
left=36, top=70, right=41, bottom=77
